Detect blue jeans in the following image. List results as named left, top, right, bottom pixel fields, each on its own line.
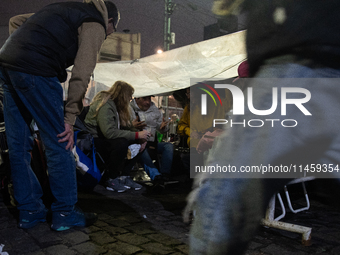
left=139, top=142, right=174, bottom=179
left=157, top=142, right=174, bottom=174
left=189, top=55, right=340, bottom=254
left=140, top=150, right=161, bottom=180
left=0, top=67, right=77, bottom=213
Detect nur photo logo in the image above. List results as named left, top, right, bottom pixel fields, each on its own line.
left=194, top=79, right=312, bottom=128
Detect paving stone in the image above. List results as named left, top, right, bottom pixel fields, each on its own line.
left=146, top=214, right=170, bottom=223
left=245, top=251, right=269, bottom=255
left=128, top=200, right=165, bottom=212
left=169, top=221, right=189, bottom=228
left=101, top=201, right=134, bottom=213
left=0, top=220, right=8, bottom=229
left=26, top=250, right=46, bottom=255
left=142, top=242, right=175, bottom=254
left=328, top=231, right=340, bottom=239
left=157, top=210, right=176, bottom=217
left=5, top=235, right=41, bottom=254
left=106, top=219, right=131, bottom=228
left=169, top=215, right=184, bottom=221
left=27, top=224, right=63, bottom=245
left=0, top=227, right=26, bottom=241
left=161, top=224, right=188, bottom=234
left=124, top=223, right=156, bottom=235
left=90, top=231, right=116, bottom=245
left=45, top=244, right=77, bottom=255
left=331, top=246, right=340, bottom=255
left=98, top=213, right=113, bottom=221
left=26, top=222, right=50, bottom=233
left=115, top=233, right=150, bottom=245
left=84, top=225, right=101, bottom=234
left=3, top=180, right=340, bottom=255
left=161, top=229, right=188, bottom=241
left=105, top=241, right=143, bottom=255
left=146, top=233, right=183, bottom=246
left=273, top=228, right=300, bottom=239
left=57, top=231, right=90, bottom=245
left=312, top=244, right=333, bottom=254
left=103, top=225, right=129, bottom=235
left=72, top=242, right=107, bottom=255
left=260, top=244, right=307, bottom=255
left=114, top=215, right=142, bottom=223
left=151, top=223, right=168, bottom=231
left=253, top=236, right=273, bottom=245
left=175, top=244, right=189, bottom=254
left=248, top=241, right=264, bottom=250
left=0, top=218, right=17, bottom=230
left=107, top=211, right=126, bottom=217
left=105, top=250, right=123, bottom=255
left=310, top=247, right=330, bottom=254
left=313, top=231, right=340, bottom=243
left=253, top=236, right=266, bottom=241
left=94, top=220, right=110, bottom=228
left=177, top=236, right=189, bottom=245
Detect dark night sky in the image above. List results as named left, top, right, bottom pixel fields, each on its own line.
left=0, top=0, right=218, bottom=58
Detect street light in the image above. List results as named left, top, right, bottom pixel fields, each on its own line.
left=164, top=0, right=176, bottom=51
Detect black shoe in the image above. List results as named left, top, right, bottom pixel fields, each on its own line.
left=153, top=175, right=165, bottom=186
left=161, top=174, right=180, bottom=185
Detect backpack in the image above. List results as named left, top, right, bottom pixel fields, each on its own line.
left=73, top=130, right=102, bottom=190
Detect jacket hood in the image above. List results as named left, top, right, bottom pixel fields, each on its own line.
left=84, top=0, right=108, bottom=28
left=131, top=99, right=156, bottom=113
left=131, top=99, right=140, bottom=111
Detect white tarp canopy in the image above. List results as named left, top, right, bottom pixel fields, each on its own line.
left=90, top=30, right=247, bottom=99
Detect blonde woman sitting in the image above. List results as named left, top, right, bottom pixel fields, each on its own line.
left=84, top=81, right=149, bottom=192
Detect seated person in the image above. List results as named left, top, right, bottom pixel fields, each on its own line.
left=84, top=81, right=150, bottom=192
left=177, top=85, right=233, bottom=170
left=130, top=96, right=174, bottom=180
left=178, top=86, right=232, bottom=149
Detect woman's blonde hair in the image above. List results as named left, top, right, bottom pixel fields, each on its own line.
left=91, top=81, right=134, bottom=126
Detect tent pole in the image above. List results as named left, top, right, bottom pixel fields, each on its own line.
left=164, top=0, right=175, bottom=51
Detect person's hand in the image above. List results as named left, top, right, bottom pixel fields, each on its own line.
left=138, top=130, right=150, bottom=140
left=191, top=131, right=201, bottom=139
left=57, top=123, right=74, bottom=151
left=196, top=147, right=203, bottom=154
left=132, top=117, right=147, bottom=130
left=139, top=141, right=147, bottom=152
left=160, top=117, right=170, bottom=130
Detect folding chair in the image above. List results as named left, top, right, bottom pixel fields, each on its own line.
left=261, top=176, right=315, bottom=246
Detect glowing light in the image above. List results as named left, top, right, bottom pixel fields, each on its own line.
left=157, top=49, right=163, bottom=54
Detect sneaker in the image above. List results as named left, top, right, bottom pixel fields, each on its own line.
left=19, top=208, right=48, bottom=229
left=162, top=174, right=180, bottom=185
left=106, top=177, right=129, bottom=192
left=51, top=206, right=98, bottom=231
left=121, top=176, right=143, bottom=190
left=153, top=175, right=165, bottom=186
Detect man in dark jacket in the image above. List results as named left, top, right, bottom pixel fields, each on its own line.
left=0, top=0, right=119, bottom=231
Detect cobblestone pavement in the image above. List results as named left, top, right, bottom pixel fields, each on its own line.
left=1, top=178, right=340, bottom=254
